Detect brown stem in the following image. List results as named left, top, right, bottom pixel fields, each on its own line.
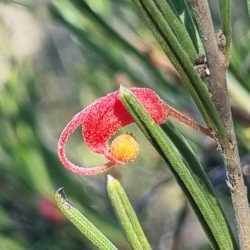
left=191, top=0, right=250, bottom=249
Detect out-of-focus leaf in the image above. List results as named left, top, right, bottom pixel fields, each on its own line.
left=51, top=0, right=173, bottom=92
left=15, top=122, right=54, bottom=197
left=230, top=46, right=250, bottom=92
left=0, top=208, right=14, bottom=229
left=0, top=236, right=25, bottom=250
left=228, top=73, right=250, bottom=116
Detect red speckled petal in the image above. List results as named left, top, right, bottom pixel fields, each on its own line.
left=82, top=88, right=167, bottom=154
left=57, top=87, right=168, bottom=176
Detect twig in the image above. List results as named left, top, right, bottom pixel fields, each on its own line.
left=191, top=0, right=250, bottom=249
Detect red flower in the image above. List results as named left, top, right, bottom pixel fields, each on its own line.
left=38, top=197, right=64, bottom=223
left=58, top=87, right=211, bottom=176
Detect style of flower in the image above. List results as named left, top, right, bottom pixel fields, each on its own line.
left=58, top=87, right=211, bottom=176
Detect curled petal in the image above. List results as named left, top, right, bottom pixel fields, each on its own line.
left=82, top=88, right=167, bottom=154
left=57, top=87, right=168, bottom=176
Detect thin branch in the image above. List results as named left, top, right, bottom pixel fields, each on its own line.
left=191, top=0, right=250, bottom=249
left=191, top=0, right=228, bottom=122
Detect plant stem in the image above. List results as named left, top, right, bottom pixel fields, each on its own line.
left=191, top=0, right=250, bottom=249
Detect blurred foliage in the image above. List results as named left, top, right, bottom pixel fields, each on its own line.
left=0, top=0, right=250, bottom=249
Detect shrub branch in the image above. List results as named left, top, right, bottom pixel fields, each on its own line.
left=191, top=0, right=250, bottom=248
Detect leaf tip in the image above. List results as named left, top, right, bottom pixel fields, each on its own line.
left=119, top=84, right=127, bottom=92
left=119, top=84, right=131, bottom=97
left=107, top=175, right=119, bottom=191
left=56, top=187, right=66, bottom=198
left=107, top=174, right=115, bottom=183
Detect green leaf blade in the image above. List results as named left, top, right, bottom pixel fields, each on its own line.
left=107, top=175, right=152, bottom=250
left=132, top=0, right=227, bottom=142
left=119, top=87, right=237, bottom=250
left=154, top=0, right=198, bottom=62
left=55, top=188, right=118, bottom=250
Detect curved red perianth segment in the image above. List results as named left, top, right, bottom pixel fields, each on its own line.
left=57, top=87, right=168, bottom=176
left=82, top=88, right=168, bottom=154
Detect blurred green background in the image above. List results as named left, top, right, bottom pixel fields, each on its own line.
left=1, top=0, right=250, bottom=249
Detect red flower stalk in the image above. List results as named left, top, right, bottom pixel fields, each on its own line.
left=58, top=87, right=212, bottom=176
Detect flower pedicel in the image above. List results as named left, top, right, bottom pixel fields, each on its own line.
left=58, top=87, right=212, bottom=176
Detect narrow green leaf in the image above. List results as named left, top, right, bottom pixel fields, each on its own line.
left=119, top=87, right=237, bottom=250
left=132, top=0, right=227, bottom=141
left=167, top=0, right=185, bottom=15
left=107, top=175, right=152, bottom=250
left=132, top=0, right=212, bottom=126
left=219, top=0, right=232, bottom=53
left=162, top=123, right=209, bottom=184
left=0, top=236, right=25, bottom=250
left=55, top=188, right=118, bottom=250
left=184, top=5, right=199, bottom=52
left=153, top=0, right=197, bottom=62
